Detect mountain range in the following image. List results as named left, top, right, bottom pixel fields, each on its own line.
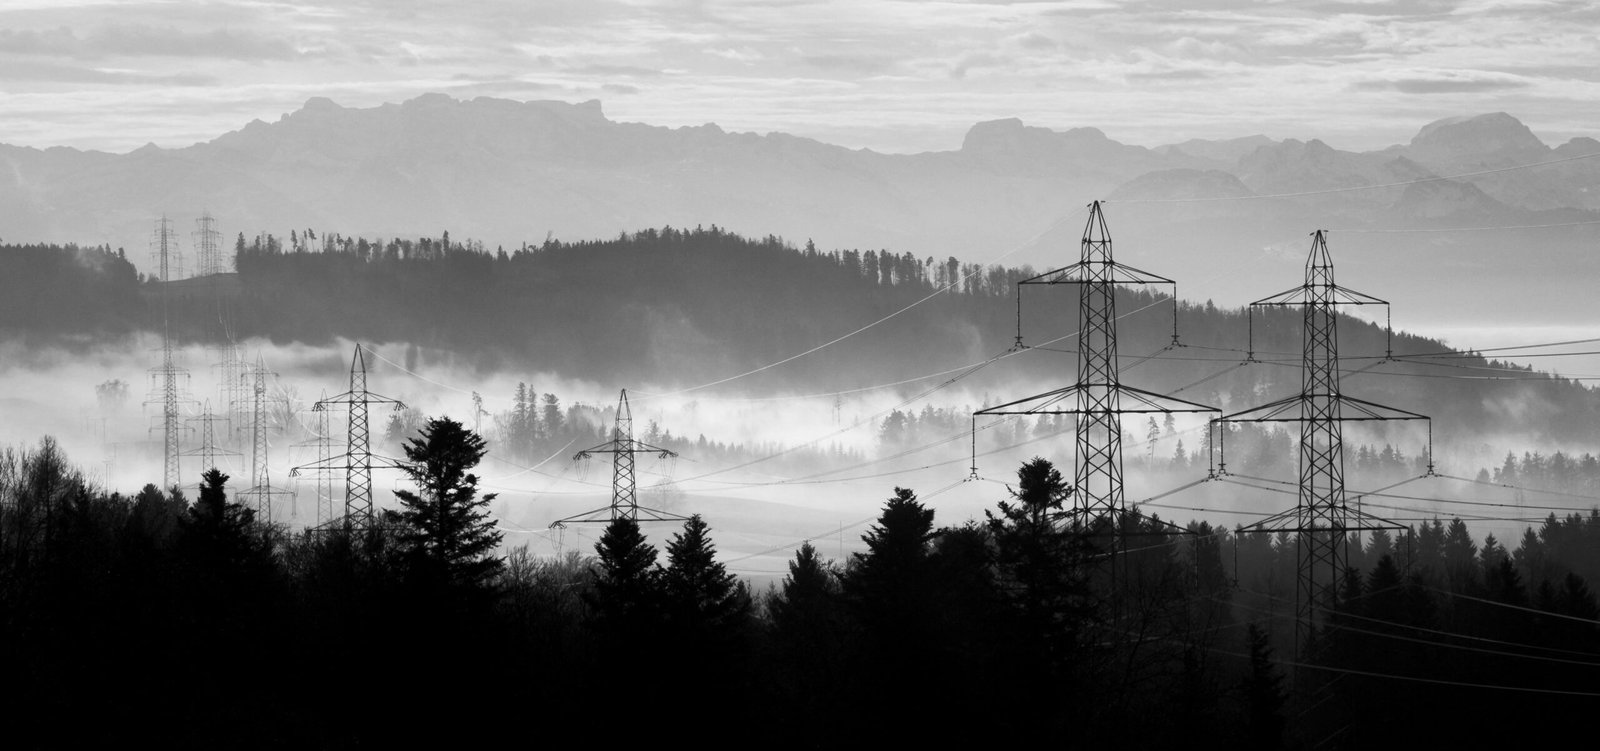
left=2, top=95, right=1595, bottom=253
left=3, top=95, right=1597, bottom=337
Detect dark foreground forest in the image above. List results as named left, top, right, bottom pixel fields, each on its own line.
left=3, top=424, right=1599, bottom=749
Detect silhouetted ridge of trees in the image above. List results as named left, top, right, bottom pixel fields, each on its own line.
left=1, top=227, right=1598, bottom=441
left=5, top=429, right=1600, bottom=746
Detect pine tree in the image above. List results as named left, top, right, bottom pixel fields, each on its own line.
left=660, top=514, right=751, bottom=639
left=985, top=458, right=1088, bottom=661
left=588, top=517, right=661, bottom=636
left=769, top=541, right=841, bottom=634
left=384, top=417, right=503, bottom=594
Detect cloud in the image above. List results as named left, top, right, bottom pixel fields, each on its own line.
left=1351, top=71, right=1533, bottom=93
left=567, top=63, right=664, bottom=77
left=601, top=83, right=641, bottom=95
left=0, top=25, right=297, bottom=61
left=0, top=59, right=215, bottom=85
left=800, top=53, right=896, bottom=76
left=1127, top=68, right=1219, bottom=81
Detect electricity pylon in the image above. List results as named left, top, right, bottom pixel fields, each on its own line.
left=147, top=218, right=191, bottom=492
left=237, top=356, right=292, bottom=523
left=1212, top=230, right=1430, bottom=657
left=148, top=215, right=184, bottom=282
left=975, top=201, right=1217, bottom=528
left=291, top=390, right=338, bottom=527
left=146, top=326, right=191, bottom=491
left=191, top=211, right=223, bottom=277
left=292, top=344, right=406, bottom=532
left=181, top=400, right=240, bottom=487
left=550, top=389, right=687, bottom=528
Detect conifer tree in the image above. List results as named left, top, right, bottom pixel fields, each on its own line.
left=661, top=514, right=751, bottom=640
left=385, top=416, right=503, bottom=593
left=588, top=517, right=661, bottom=635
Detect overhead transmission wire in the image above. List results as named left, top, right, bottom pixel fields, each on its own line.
left=630, top=212, right=1079, bottom=401
left=1230, top=589, right=1600, bottom=666
left=1209, top=645, right=1600, bottom=698
left=1329, top=218, right=1600, bottom=234
left=1104, top=149, right=1600, bottom=205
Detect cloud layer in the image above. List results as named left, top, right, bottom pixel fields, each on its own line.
left=0, top=0, right=1595, bottom=153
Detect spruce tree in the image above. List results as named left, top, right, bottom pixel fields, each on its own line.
left=588, top=517, right=661, bottom=636
left=385, top=416, right=503, bottom=594
left=660, top=514, right=750, bottom=638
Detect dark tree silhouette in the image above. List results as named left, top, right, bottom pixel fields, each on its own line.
left=661, top=513, right=751, bottom=639
left=588, top=516, right=661, bottom=637
left=385, top=416, right=503, bottom=593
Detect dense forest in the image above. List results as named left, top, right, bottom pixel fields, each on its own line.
left=2, top=433, right=1598, bottom=747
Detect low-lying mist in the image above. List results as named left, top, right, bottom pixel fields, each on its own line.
left=2, top=331, right=1587, bottom=586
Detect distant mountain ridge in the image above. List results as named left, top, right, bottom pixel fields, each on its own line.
left=2, top=95, right=1597, bottom=274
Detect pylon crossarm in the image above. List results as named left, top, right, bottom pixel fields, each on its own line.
left=1114, top=384, right=1224, bottom=414
left=1249, top=284, right=1316, bottom=307
left=632, top=506, right=692, bottom=523
left=1327, top=284, right=1389, bottom=306
left=973, top=385, right=1079, bottom=415
left=574, top=445, right=675, bottom=460
left=290, top=452, right=409, bottom=477
left=1216, top=393, right=1306, bottom=422
left=1021, top=260, right=1176, bottom=286
left=312, top=392, right=406, bottom=409
left=1334, top=394, right=1430, bottom=421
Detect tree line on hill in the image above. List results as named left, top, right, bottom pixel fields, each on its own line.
left=3, top=227, right=1593, bottom=448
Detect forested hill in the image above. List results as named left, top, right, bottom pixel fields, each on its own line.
left=2, top=228, right=1597, bottom=444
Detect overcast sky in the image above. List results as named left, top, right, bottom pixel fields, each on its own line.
left=1, top=0, right=1596, bottom=153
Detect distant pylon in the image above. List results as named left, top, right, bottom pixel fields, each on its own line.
left=1213, top=230, right=1431, bottom=657
left=550, top=389, right=688, bottom=528
left=191, top=211, right=222, bottom=277
left=975, top=201, right=1217, bottom=525
left=146, top=216, right=190, bottom=489
left=237, top=356, right=292, bottom=522
left=145, top=322, right=191, bottom=491
left=291, top=389, right=338, bottom=526
left=292, top=344, right=406, bottom=532
left=148, top=216, right=184, bottom=282
left=181, top=400, right=240, bottom=487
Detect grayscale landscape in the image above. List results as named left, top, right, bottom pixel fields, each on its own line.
left=2, top=1, right=1598, bottom=748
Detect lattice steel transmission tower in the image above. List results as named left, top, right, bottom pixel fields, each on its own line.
left=237, top=356, right=293, bottom=522
left=1213, top=230, right=1430, bottom=656
left=292, top=345, right=406, bottom=532
left=148, top=216, right=184, bottom=282
left=145, top=327, right=191, bottom=490
left=975, top=201, right=1217, bottom=528
left=181, top=401, right=239, bottom=487
left=550, top=389, right=687, bottom=528
left=191, top=211, right=223, bottom=277
left=214, top=338, right=248, bottom=439
left=291, top=390, right=338, bottom=527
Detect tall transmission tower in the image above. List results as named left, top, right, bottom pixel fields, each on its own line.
left=146, top=216, right=191, bottom=489
left=145, top=328, right=191, bottom=490
left=191, top=211, right=223, bottom=277
left=214, top=337, right=248, bottom=440
left=1212, top=230, right=1430, bottom=656
left=292, top=345, right=406, bottom=532
left=550, top=389, right=688, bottom=528
left=148, top=215, right=184, bottom=282
left=291, top=389, right=339, bottom=527
left=237, top=356, right=293, bottom=522
left=180, top=400, right=240, bottom=487
left=975, top=201, right=1217, bottom=528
